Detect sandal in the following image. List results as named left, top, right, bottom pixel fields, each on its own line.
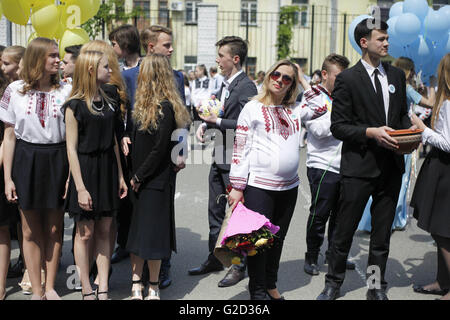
left=82, top=291, right=97, bottom=300
left=145, top=281, right=160, bottom=300
left=130, top=280, right=144, bottom=300
left=95, top=288, right=109, bottom=300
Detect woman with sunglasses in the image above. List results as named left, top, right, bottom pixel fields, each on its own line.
left=227, top=60, right=302, bottom=300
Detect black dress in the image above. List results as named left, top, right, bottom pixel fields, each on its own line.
left=0, top=122, right=18, bottom=226
left=63, top=85, right=122, bottom=222
left=126, top=100, right=177, bottom=260
left=411, top=147, right=450, bottom=238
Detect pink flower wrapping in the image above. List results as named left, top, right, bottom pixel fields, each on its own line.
left=220, top=203, right=280, bottom=245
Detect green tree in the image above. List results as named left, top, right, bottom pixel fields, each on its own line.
left=277, top=6, right=302, bottom=60
left=81, top=0, right=143, bottom=39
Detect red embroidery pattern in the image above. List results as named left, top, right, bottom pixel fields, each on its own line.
left=229, top=176, right=247, bottom=190
left=232, top=132, right=247, bottom=163
left=312, top=105, right=328, bottom=119
left=0, top=87, right=11, bottom=110
left=236, top=125, right=249, bottom=132
left=262, top=106, right=296, bottom=140
left=35, top=92, right=48, bottom=128
left=254, top=175, right=299, bottom=188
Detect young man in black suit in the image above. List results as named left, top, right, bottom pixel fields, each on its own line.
left=316, top=18, right=418, bottom=300
left=188, top=36, right=258, bottom=287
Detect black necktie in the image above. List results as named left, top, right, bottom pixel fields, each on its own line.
left=373, top=69, right=384, bottom=110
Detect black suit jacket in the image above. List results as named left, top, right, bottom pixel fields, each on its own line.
left=330, top=60, right=411, bottom=178
left=207, top=71, right=257, bottom=171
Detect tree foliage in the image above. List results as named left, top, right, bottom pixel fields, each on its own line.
left=81, top=0, right=142, bottom=39
left=277, top=6, right=302, bottom=60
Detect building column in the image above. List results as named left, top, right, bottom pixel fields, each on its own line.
left=197, top=4, right=218, bottom=71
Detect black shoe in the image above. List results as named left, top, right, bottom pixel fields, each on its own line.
left=267, top=291, right=285, bottom=300
left=159, top=268, right=172, bottom=290
left=304, top=253, right=319, bottom=276
left=317, top=285, right=340, bottom=300
left=413, top=285, right=449, bottom=296
left=218, top=265, right=245, bottom=287
left=188, top=259, right=223, bottom=276
left=366, top=289, right=388, bottom=300
left=111, top=246, right=129, bottom=264
left=7, top=258, right=24, bottom=278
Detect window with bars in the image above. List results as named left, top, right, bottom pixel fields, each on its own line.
left=158, top=0, right=169, bottom=25
left=292, top=0, right=308, bottom=27
left=241, top=1, right=257, bottom=26
left=186, top=1, right=201, bottom=24
left=134, top=0, right=151, bottom=19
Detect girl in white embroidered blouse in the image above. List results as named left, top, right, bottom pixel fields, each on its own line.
left=228, top=60, right=301, bottom=300
left=0, top=38, right=72, bottom=300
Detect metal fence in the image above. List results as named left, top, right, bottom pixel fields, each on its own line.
left=10, top=5, right=373, bottom=78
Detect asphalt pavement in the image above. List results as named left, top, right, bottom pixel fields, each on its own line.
left=4, top=138, right=439, bottom=300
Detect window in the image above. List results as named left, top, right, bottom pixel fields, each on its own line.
left=432, top=0, right=448, bottom=10
left=186, top=1, right=201, bottom=24
left=246, top=57, right=257, bottom=79
left=292, top=0, right=308, bottom=27
left=241, top=1, right=257, bottom=26
left=158, top=0, right=169, bottom=26
left=134, top=0, right=150, bottom=19
left=184, top=56, right=197, bottom=72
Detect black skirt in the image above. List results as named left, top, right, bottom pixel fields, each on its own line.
left=13, top=139, right=68, bottom=211
left=411, top=148, right=450, bottom=238
left=126, top=182, right=176, bottom=260
left=65, top=148, right=119, bottom=222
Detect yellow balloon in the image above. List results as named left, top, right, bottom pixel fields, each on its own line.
left=62, top=0, right=100, bottom=25
left=27, top=31, right=38, bottom=44
left=24, top=0, right=53, bottom=9
left=59, top=28, right=89, bottom=59
left=54, top=6, right=67, bottom=41
left=31, top=4, right=59, bottom=39
left=0, top=2, right=3, bottom=19
left=1, top=0, right=31, bottom=25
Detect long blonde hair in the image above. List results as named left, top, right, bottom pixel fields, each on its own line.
left=431, top=53, right=450, bottom=129
left=393, top=57, right=415, bottom=84
left=252, top=59, right=300, bottom=107
left=67, top=50, right=112, bottom=115
left=81, top=40, right=128, bottom=119
left=2, top=45, right=26, bottom=65
left=133, top=54, right=191, bottom=131
left=20, top=38, right=60, bottom=94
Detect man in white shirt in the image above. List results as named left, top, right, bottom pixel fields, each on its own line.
left=299, top=54, right=357, bottom=277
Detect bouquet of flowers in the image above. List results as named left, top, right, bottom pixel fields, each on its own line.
left=197, top=96, right=224, bottom=118
left=214, top=202, right=280, bottom=266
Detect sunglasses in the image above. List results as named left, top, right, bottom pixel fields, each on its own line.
left=270, top=71, right=293, bottom=85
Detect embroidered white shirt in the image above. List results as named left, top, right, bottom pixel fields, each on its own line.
left=229, top=100, right=303, bottom=191
left=0, top=80, right=72, bottom=144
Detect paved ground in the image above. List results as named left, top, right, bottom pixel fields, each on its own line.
left=4, top=136, right=439, bottom=300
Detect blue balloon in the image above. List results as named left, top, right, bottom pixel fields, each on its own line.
left=423, top=9, right=449, bottom=42
left=403, top=0, right=429, bottom=22
left=389, top=2, right=404, bottom=18
left=388, top=42, right=405, bottom=58
left=387, top=16, right=400, bottom=43
left=395, top=13, right=422, bottom=45
left=438, top=5, right=450, bottom=28
left=348, top=14, right=371, bottom=55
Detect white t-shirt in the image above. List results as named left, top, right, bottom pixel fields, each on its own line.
left=0, top=80, right=72, bottom=144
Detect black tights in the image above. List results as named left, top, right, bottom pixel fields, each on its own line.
left=432, top=234, right=450, bottom=290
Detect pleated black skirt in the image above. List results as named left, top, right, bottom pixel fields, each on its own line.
left=411, top=148, right=450, bottom=238
left=126, top=182, right=176, bottom=260
left=65, top=148, right=119, bottom=222
left=12, top=139, right=68, bottom=211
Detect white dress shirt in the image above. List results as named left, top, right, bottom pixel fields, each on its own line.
left=422, top=99, right=450, bottom=153
left=361, top=59, right=390, bottom=124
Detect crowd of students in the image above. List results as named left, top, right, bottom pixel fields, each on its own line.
left=0, top=17, right=449, bottom=301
